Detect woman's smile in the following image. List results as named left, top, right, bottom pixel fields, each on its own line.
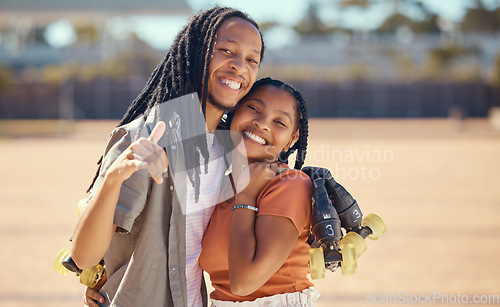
left=230, top=85, right=299, bottom=163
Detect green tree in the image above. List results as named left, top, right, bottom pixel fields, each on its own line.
left=0, top=64, right=13, bottom=91
left=411, top=13, right=440, bottom=33
left=377, top=12, right=414, bottom=32
left=377, top=12, right=439, bottom=33
left=74, top=24, right=101, bottom=46
left=258, top=21, right=279, bottom=33
left=461, top=0, right=500, bottom=32
left=492, top=51, right=500, bottom=87
left=337, top=0, right=371, bottom=9
left=293, top=2, right=333, bottom=36
left=375, top=0, right=439, bottom=33
left=424, top=44, right=480, bottom=80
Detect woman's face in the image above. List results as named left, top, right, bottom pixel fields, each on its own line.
left=230, top=85, right=299, bottom=163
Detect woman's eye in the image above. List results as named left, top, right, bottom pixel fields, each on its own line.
left=248, top=105, right=258, bottom=112
left=275, top=120, right=286, bottom=127
left=221, top=48, right=232, bottom=54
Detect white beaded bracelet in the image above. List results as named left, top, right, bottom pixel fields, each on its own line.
left=231, top=204, right=259, bottom=212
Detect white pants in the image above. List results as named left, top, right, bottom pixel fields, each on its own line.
left=210, top=287, right=320, bottom=307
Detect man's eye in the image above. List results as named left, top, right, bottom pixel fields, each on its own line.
left=247, top=58, right=259, bottom=65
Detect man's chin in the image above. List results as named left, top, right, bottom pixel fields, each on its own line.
left=207, top=94, right=238, bottom=112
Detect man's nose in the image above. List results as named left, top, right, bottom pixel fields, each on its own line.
left=230, top=55, right=246, bottom=73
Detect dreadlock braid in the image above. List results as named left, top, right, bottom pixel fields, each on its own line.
left=226, top=77, right=309, bottom=170
left=87, top=7, right=265, bottom=201
left=290, top=90, right=309, bottom=170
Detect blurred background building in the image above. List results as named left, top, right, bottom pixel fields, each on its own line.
left=1, top=0, right=500, bottom=119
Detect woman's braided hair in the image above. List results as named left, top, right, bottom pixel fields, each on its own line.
left=225, top=77, right=309, bottom=170
left=88, top=7, right=265, bottom=201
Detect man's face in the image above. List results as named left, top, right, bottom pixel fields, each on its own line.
left=206, top=17, right=262, bottom=112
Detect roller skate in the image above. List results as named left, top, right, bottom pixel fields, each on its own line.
left=302, top=166, right=386, bottom=278
left=53, top=198, right=105, bottom=287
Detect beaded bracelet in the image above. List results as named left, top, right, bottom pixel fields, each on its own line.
left=231, top=204, right=259, bottom=212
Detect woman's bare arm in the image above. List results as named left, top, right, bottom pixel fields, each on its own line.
left=71, top=122, right=168, bottom=269
left=228, top=208, right=299, bottom=296
left=228, top=162, right=303, bottom=296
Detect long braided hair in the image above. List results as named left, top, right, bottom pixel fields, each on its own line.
left=225, top=77, right=309, bottom=170
left=87, top=7, right=265, bottom=199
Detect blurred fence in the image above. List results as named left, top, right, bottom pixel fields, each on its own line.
left=1, top=79, right=498, bottom=119
left=0, top=76, right=147, bottom=119
left=294, top=81, right=498, bottom=118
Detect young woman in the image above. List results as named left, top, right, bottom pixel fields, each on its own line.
left=199, top=78, right=319, bottom=306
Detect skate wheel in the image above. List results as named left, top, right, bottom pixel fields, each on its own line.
left=76, top=198, right=88, bottom=216
left=80, top=264, right=104, bottom=288
left=362, top=213, right=387, bottom=240
left=341, top=231, right=367, bottom=258
left=309, top=247, right=325, bottom=279
left=53, top=249, right=71, bottom=276
left=340, top=242, right=357, bottom=275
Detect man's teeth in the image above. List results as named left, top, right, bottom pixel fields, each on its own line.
left=244, top=131, right=266, bottom=145
left=221, top=79, right=241, bottom=90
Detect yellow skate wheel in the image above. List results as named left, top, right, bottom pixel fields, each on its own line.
left=80, top=264, right=104, bottom=288
left=309, top=247, right=325, bottom=279
left=341, top=232, right=367, bottom=258
left=362, top=213, right=387, bottom=240
left=53, top=249, right=71, bottom=276
left=76, top=198, right=88, bottom=216
left=340, top=242, right=357, bottom=275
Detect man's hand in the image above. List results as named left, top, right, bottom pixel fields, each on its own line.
left=83, top=272, right=107, bottom=306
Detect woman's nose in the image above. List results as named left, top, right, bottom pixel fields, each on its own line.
left=252, top=116, right=270, bottom=131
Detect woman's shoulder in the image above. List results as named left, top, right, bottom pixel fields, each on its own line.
left=260, top=164, right=313, bottom=198
left=257, top=164, right=313, bottom=228
left=273, top=164, right=313, bottom=187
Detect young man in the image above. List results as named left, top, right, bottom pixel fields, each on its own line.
left=73, top=7, right=265, bottom=307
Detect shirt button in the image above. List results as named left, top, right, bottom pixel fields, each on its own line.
left=170, top=185, right=174, bottom=191
left=172, top=267, right=176, bottom=271
left=171, top=144, right=177, bottom=150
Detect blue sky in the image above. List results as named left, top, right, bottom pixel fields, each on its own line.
left=43, top=0, right=499, bottom=49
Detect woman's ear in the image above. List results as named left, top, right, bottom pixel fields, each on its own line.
left=284, top=131, right=299, bottom=152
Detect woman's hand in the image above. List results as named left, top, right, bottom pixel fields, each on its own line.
left=106, top=121, right=168, bottom=184
left=235, top=161, right=278, bottom=204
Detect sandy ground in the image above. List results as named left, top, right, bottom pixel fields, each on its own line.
left=0, top=118, right=499, bottom=306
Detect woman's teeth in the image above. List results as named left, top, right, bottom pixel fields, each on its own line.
left=221, top=79, right=241, bottom=90
left=244, top=131, right=266, bottom=145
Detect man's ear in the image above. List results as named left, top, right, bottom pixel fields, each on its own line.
left=284, top=131, right=300, bottom=152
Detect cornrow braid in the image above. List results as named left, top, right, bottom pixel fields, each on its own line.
left=289, top=89, right=309, bottom=170
left=225, top=77, right=309, bottom=170
left=87, top=7, right=265, bottom=202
